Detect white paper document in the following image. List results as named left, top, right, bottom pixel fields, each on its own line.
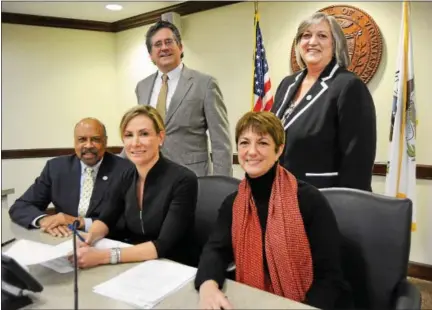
left=54, top=237, right=132, bottom=254
left=41, top=238, right=133, bottom=273
left=3, top=239, right=71, bottom=266
left=3, top=237, right=133, bottom=274
left=41, top=257, right=74, bottom=273
left=93, top=260, right=197, bottom=308
left=93, top=238, right=133, bottom=249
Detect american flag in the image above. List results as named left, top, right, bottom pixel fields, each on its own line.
left=253, top=14, right=273, bottom=112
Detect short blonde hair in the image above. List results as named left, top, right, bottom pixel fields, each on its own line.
left=235, top=111, right=285, bottom=153
left=119, top=105, right=165, bottom=138
left=294, top=12, right=350, bottom=69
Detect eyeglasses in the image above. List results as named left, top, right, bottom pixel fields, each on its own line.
left=152, top=38, right=176, bottom=49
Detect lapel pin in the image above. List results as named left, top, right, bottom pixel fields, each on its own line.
left=102, top=176, right=108, bottom=181
left=306, top=95, right=312, bottom=100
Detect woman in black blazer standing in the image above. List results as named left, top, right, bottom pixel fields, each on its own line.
left=272, top=12, right=376, bottom=191
left=69, top=105, right=198, bottom=268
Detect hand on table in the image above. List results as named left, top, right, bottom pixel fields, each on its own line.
left=199, top=280, right=233, bottom=310
left=39, top=213, right=83, bottom=237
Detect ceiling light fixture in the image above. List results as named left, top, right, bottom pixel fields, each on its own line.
left=105, top=4, right=123, bottom=11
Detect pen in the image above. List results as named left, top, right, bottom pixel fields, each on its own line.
left=1, top=238, right=16, bottom=247
left=67, top=224, right=86, bottom=243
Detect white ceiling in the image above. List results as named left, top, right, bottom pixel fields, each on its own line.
left=1, top=1, right=185, bottom=23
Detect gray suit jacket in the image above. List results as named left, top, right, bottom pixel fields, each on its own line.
left=134, top=65, right=232, bottom=177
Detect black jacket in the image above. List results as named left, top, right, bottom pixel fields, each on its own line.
left=9, top=152, right=132, bottom=228
left=98, top=154, right=198, bottom=264
left=271, top=58, right=377, bottom=191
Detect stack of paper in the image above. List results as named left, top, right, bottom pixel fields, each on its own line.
left=54, top=237, right=132, bottom=254
left=3, top=238, right=133, bottom=274
left=93, top=260, right=197, bottom=308
left=42, top=238, right=133, bottom=273
left=3, top=239, right=71, bottom=266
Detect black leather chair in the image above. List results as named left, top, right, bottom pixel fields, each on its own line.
left=320, top=188, right=421, bottom=310
left=187, top=175, right=240, bottom=268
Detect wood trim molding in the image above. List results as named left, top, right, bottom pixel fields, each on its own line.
left=1, top=12, right=113, bottom=32
left=1, top=1, right=243, bottom=33
left=408, top=261, right=432, bottom=282
left=372, top=162, right=432, bottom=180
left=1, top=147, right=123, bottom=159
left=112, top=1, right=242, bottom=32
left=232, top=154, right=432, bottom=180
left=2, top=149, right=432, bottom=180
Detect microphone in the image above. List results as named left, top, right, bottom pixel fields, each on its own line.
left=72, top=219, right=80, bottom=310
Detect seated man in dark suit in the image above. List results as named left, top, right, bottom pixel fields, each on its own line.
left=9, top=118, right=132, bottom=238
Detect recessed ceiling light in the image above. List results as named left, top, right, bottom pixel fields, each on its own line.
left=105, top=4, right=123, bottom=11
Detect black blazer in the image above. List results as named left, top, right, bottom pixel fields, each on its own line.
left=271, top=58, right=377, bottom=191
left=9, top=152, right=132, bottom=228
left=98, top=154, right=198, bottom=264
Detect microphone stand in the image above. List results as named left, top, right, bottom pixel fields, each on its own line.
left=72, top=220, right=80, bottom=310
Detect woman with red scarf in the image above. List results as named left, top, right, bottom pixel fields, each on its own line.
left=194, top=111, right=352, bottom=310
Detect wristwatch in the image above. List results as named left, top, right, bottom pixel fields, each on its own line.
left=110, top=248, right=118, bottom=264
left=110, top=248, right=121, bottom=264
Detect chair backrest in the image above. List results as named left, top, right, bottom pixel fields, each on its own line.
left=320, top=188, right=412, bottom=309
left=186, top=175, right=240, bottom=267
left=195, top=175, right=240, bottom=247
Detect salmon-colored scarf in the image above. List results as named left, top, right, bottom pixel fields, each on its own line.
left=232, top=165, right=313, bottom=302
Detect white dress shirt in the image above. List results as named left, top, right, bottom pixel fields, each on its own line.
left=149, top=63, right=184, bottom=111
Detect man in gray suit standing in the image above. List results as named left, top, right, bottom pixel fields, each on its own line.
left=134, top=20, right=232, bottom=177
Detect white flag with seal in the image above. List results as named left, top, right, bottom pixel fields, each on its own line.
left=385, top=1, right=417, bottom=231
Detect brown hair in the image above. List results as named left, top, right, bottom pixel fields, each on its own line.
left=119, top=105, right=165, bottom=138
left=235, top=111, right=285, bottom=152
left=146, top=20, right=184, bottom=59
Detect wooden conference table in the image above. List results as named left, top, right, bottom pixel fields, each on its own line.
left=1, top=208, right=315, bottom=309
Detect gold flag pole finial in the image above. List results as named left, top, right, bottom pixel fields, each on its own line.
left=254, top=1, right=258, bottom=14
